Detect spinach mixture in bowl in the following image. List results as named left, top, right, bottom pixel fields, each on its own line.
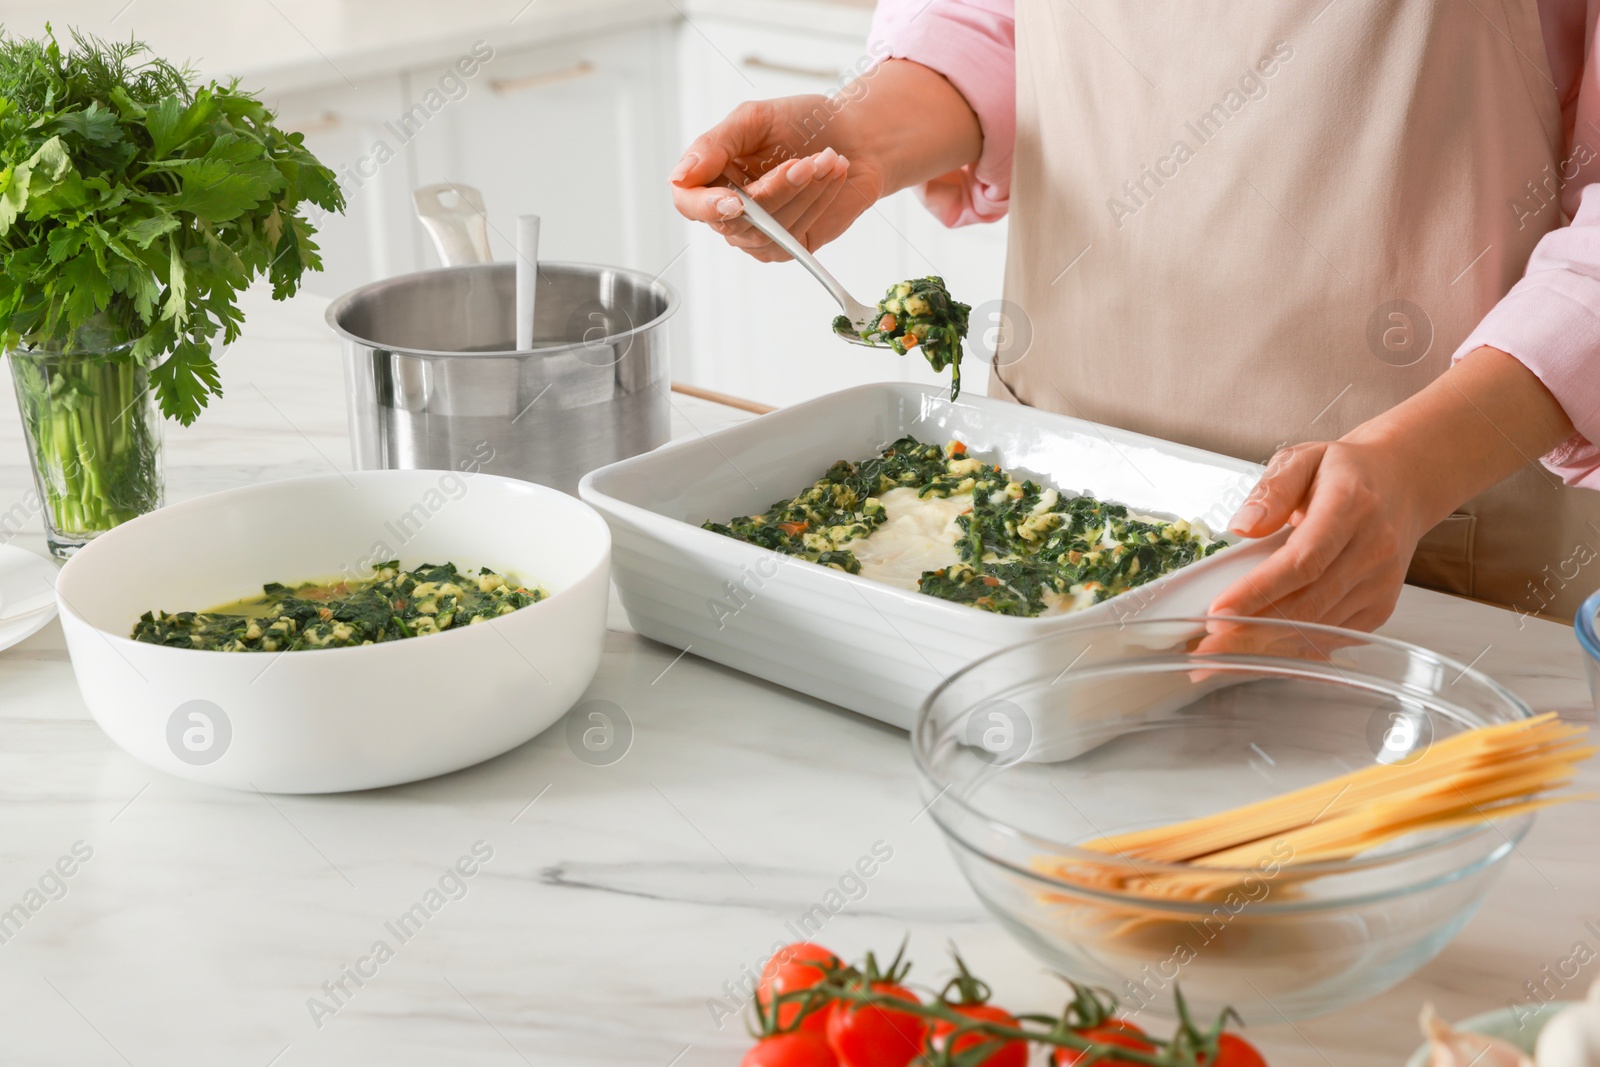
left=131, top=561, right=549, bottom=652
left=703, top=437, right=1224, bottom=618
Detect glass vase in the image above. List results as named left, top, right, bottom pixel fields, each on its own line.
left=6, top=324, right=164, bottom=558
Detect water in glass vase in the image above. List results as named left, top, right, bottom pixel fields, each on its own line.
left=7, top=322, right=163, bottom=558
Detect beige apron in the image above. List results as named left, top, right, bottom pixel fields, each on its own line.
left=996, top=0, right=1600, bottom=619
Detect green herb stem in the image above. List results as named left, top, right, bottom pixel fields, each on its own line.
left=9, top=348, right=161, bottom=537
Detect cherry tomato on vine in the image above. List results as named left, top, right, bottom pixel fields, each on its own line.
left=826, top=981, right=928, bottom=1067
left=758, top=942, right=842, bottom=1034
left=1200, top=1033, right=1268, bottom=1067
left=1052, top=1019, right=1155, bottom=1065
left=741, top=1031, right=838, bottom=1067
left=931, top=1002, right=1028, bottom=1067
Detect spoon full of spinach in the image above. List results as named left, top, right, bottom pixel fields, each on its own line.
left=721, top=184, right=971, bottom=398
left=839, top=276, right=970, bottom=399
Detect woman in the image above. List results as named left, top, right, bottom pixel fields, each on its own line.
left=671, top=0, right=1600, bottom=627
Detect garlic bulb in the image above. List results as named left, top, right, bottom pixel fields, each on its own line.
left=1420, top=1004, right=1535, bottom=1067
left=1536, top=981, right=1600, bottom=1067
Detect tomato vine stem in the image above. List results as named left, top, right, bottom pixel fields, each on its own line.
left=766, top=963, right=1238, bottom=1067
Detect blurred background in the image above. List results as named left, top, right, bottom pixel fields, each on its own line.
left=8, top=0, right=1009, bottom=406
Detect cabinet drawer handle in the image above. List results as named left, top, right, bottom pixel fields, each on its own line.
left=490, top=60, right=597, bottom=94
left=284, top=111, right=341, bottom=134
left=742, top=55, right=840, bottom=81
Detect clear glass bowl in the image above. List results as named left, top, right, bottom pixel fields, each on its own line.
left=1577, top=590, right=1600, bottom=718
left=913, top=617, right=1534, bottom=1022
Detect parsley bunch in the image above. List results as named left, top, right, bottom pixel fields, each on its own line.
left=0, top=27, right=344, bottom=423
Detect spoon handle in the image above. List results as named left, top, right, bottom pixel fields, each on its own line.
left=727, top=185, right=856, bottom=314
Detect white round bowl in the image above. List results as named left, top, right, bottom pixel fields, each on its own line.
left=55, top=470, right=610, bottom=793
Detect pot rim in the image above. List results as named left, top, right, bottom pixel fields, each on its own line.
left=323, top=260, right=680, bottom=359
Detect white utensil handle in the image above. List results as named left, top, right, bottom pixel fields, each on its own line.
left=516, top=215, right=540, bottom=350
left=412, top=183, right=492, bottom=267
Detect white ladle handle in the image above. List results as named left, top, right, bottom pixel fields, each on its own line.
left=516, top=215, right=540, bottom=350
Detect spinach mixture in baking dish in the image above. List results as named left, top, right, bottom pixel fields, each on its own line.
left=131, top=561, right=549, bottom=651
left=703, top=437, right=1225, bottom=617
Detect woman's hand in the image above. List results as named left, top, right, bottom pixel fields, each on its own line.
left=670, top=97, right=882, bottom=262
left=1208, top=440, right=1427, bottom=630
left=1209, top=346, right=1578, bottom=630
left=670, top=60, right=983, bottom=261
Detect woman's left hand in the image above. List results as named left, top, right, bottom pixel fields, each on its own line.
left=1207, top=438, right=1430, bottom=630
left=1207, top=346, right=1579, bottom=632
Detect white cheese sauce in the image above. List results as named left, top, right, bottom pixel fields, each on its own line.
left=851, top=487, right=970, bottom=591
left=845, top=487, right=1215, bottom=616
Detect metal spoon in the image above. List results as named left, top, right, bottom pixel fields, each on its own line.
left=723, top=185, right=889, bottom=348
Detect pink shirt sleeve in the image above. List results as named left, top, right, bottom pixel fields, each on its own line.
left=1449, top=0, right=1600, bottom=490
left=868, top=0, right=1016, bottom=227
left=1452, top=186, right=1600, bottom=489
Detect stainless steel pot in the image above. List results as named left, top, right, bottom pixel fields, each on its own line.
left=326, top=260, right=677, bottom=493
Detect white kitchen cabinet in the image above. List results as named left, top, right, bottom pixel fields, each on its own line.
left=675, top=16, right=1008, bottom=407
left=405, top=27, right=680, bottom=279
left=266, top=75, right=419, bottom=300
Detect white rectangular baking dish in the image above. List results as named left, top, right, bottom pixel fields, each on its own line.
left=579, top=383, right=1285, bottom=729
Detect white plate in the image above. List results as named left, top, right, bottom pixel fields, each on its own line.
left=0, top=544, right=60, bottom=653
left=580, top=382, right=1289, bottom=729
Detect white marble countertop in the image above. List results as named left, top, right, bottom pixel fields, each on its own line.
left=0, top=0, right=875, bottom=95
left=0, top=288, right=1597, bottom=1066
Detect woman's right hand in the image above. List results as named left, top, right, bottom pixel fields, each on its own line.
left=669, top=96, right=887, bottom=263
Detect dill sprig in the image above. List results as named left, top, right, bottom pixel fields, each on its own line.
left=0, top=28, right=194, bottom=113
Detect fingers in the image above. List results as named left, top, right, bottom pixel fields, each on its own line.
left=1228, top=444, right=1324, bottom=538
left=670, top=95, right=850, bottom=234
left=1210, top=441, right=1345, bottom=618
left=767, top=150, right=847, bottom=227
left=708, top=153, right=820, bottom=236
left=1190, top=614, right=1338, bottom=659
left=1325, top=577, right=1401, bottom=631
left=807, top=173, right=877, bottom=249
left=786, top=177, right=847, bottom=251
left=671, top=99, right=776, bottom=190
left=717, top=150, right=847, bottom=234
left=673, top=182, right=746, bottom=226
left=700, top=151, right=849, bottom=261
left=1239, top=538, right=1365, bottom=623
left=1203, top=437, right=1417, bottom=632
left=1209, top=487, right=1358, bottom=619
left=1336, top=603, right=1398, bottom=632
left=752, top=150, right=834, bottom=209
left=671, top=103, right=781, bottom=225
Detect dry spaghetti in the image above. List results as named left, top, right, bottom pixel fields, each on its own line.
left=1035, top=712, right=1592, bottom=911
